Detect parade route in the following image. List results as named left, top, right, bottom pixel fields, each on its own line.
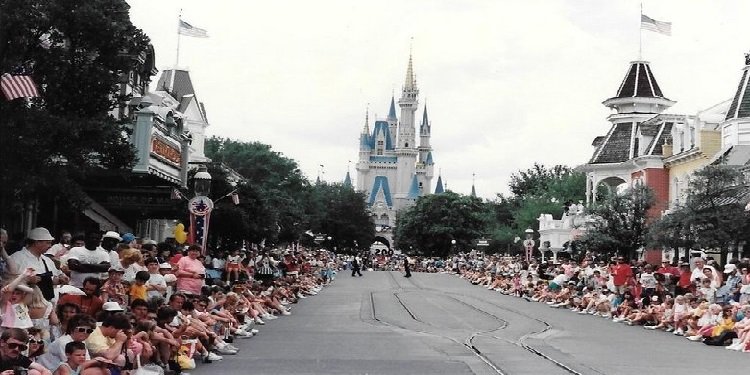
left=194, top=271, right=750, bottom=375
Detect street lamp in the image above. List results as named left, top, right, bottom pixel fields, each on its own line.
left=193, top=167, right=212, bottom=197
left=451, top=239, right=457, bottom=254
left=188, top=166, right=214, bottom=253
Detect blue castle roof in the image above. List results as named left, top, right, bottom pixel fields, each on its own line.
left=407, top=174, right=420, bottom=200
left=368, top=176, right=393, bottom=207
left=388, top=96, right=397, bottom=120
left=434, top=175, right=444, bottom=194
left=344, top=171, right=352, bottom=187
left=425, top=151, right=434, bottom=165
left=361, top=121, right=395, bottom=151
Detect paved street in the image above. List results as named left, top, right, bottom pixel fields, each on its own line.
left=196, top=271, right=750, bottom=375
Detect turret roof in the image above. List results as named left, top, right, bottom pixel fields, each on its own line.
left=344, top=171, right=352, bottom=187
left=407, top=174, right=420, bottom=199
left=425, top=151, right=434, bottom=165
left=611, top=61, right=667, bottom=100
left=434, top=175, right=444, bottom=194
left=420, top=105, right=430, bottom=134
left=725, top=54, right=750, bottom=120
left=388, top=96, right=397, bottom=120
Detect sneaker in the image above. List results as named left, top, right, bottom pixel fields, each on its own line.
left=250, top=328, right=259, bottom=334
left=216, top=347, right=237, bottom=355
left=644, top=325, right=658, bottom=330
left=204, top=352, right=223, bottom=361
left=264, top=314, right=278, bottom=320
left=235, top=330, right=253, bottom=338
left=281, top=310, right=291, bottom=316
left=578, top=310, right=589, bottom=314
left=674, top=328, right=684, bottom=336
left=254, top=317, right=265, bottom=325
left=687, top=335, right=702, bottom=341
left=665, top=327, right=674, bottom=332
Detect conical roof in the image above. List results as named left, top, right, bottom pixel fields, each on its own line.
left=725, top=55, right=750, bottom=120
left=387, top=96, right=397, bottom=120
left=612, top=61, right=666, bottom=99
left=434, top=175, right=444, bottom=194
left=407, top=174, right=420, bottom=199
left=344, top=171, right=352, bottom=187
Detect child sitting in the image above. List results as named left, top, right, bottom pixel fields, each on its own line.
left=129, top=271, right=150, bottom=304
left=53, top=341, right=111, bottom=375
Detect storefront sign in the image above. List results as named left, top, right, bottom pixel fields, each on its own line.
left=151, top=137, right=181, bottom=166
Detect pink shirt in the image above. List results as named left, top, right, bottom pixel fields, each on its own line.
left=176, top=256, right=205, bottom=295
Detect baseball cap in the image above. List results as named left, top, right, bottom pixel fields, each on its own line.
left=724, top=264, right=737, bottom=273
left=102, top=231, right=122, bottom=241
left=121, top=233, right=135, bottom=243
left=58, top=285, right=85, bottom=296
left=108, top=266, right=125, bottom=273
left=102, top=302, right=124, bottom=312
left=159, top=263, right=172, bottom=269
left=28, top=227, right=55, bottom=241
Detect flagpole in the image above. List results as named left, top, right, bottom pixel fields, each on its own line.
left=639, top=2, right=643, bottom=60
left=175, top=10, right=183, bottom=67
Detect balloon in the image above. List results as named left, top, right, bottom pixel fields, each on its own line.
left=174, top=223, right=188, bottom=244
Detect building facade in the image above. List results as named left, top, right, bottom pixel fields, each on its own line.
left=356, top=54, right=435, bottom=244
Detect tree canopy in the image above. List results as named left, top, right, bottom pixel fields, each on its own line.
left=649, top=165, right=750, bottom=263
left=0, top=0, right=150, bottom=219
left=395, top=192, right=490, bottom=257
left=577, top=184, right=654, bottom=260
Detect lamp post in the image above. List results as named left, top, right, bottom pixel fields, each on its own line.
left=188, top=166, right=214, bottom=253
left=451, top=239, right=457, bottom=254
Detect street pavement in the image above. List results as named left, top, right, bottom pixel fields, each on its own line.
left=194, top=271, right=750, bottom=375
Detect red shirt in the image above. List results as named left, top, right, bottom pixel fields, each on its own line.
left=611, top=263, right=633, bottom=286
left=58, top=293, right=103, bottom=317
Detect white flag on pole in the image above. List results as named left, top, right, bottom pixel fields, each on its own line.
left=178, top=19, right=209, bottom=38
left=641, top=14, right=671, bottom=36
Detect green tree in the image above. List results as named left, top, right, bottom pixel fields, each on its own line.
left=301, top=182, right=374, bottom=252
left=577, top=184, right=654, bottom=260
left=651, top=166, right=750, bottom=263
left=0, top=0, right=150, bottom=222
left=395, top=192, right=490, bottom=257
left=486, top=165, right=585, bottom=255
left=205, top=137, right=308, bottom=245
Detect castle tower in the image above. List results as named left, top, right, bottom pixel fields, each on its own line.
left=387, top=96, right=398, bottom=147
left=395, top=53, right=419, bottom=204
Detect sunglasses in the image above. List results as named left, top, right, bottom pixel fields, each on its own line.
left=6, top=342, right=27, bottom=351
left=75, top=327, right=95, bottom=334
left=28, top=339, right=44, bottom=345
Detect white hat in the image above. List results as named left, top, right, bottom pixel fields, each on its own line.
left=108, top=266, right=125, bottom=273
left=58, top=285, right=85, bottom=296
left=164, top=274, right=177, bottom=283
left=28, top=227, right=55, bottom=241
left=102, top=231, right=122, bottom=241
left=724, top=264, right=737, bottom=273
left=102, top=301, right=123, bottom=312
left=159, top=263, right=172, bottom=269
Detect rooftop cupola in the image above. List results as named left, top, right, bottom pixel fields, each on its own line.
left=602, top=61, right=675, bottom=116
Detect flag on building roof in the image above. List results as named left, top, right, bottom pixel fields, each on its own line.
left=1, top=73, right=39, bottom=100
left=641, top=14, right=671, bottom=36
left=178, top=19, right=208, bottom=38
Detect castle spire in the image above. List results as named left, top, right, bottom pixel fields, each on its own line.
left=362, top=105, right=370, bottom=135
left=387, top=96, right=397, bottom=121
left=434, top=174, right=444, bottom=194
left=420, top=103, right=430, bottom=135
left=404, top=52, right=416, bottom=90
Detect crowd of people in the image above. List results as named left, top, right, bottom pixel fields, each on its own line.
left=443, top=252, right=750, bottom=352
left=0, top=227, right=337, bottom=375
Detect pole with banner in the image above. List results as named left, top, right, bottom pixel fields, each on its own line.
left=188, top=195, right=214, bottom=253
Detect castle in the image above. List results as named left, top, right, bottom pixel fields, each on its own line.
left=355, top=54, right=438, bottom=238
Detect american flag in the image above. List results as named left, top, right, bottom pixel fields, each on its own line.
left=178, top=20, right=208, bottom=38
left=171, top=188, right=183, bottom=200
left=1, top=73, right=39, bottom=100
left=190, top=212, right=211, bottom=252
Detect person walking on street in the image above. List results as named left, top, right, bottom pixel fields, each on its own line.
left=404, top=257, right=412, bottom=278
left=351, top=255, right=363, bottom=277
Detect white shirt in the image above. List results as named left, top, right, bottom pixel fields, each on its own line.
left=66, top=246, right=110, bottom=287
left=147, top=273, right=167, bottom=299
left=9, top=248, right=62, bottom=276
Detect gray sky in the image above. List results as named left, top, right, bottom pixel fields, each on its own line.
left=127, top=0, right=749, bottom=199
